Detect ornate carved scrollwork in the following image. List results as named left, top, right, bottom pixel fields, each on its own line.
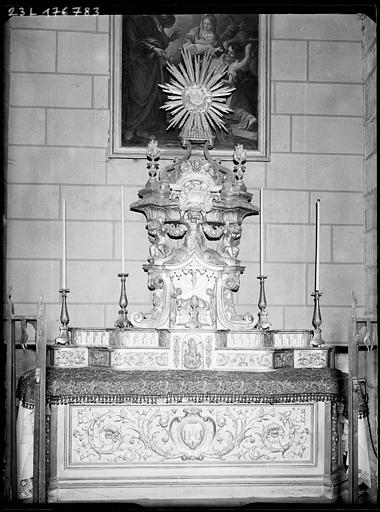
left=331, top=401, right=340, bottom=472
left=70, top=404, right=313, bottom=465
left=165, top=223, right=187, bottom=239
left=217, top=274, right=256, bottom=330
left=130, top=133, right=258, bottom=340
left=202, top=224, right=224, bottom=240
left=130, top=274, right=170, bottom=329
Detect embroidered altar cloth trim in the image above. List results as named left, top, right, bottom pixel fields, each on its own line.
left=17, top=367, right=346, bottom=409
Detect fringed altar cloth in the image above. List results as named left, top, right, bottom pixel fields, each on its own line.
left=17, top=367, right=346, bottom=408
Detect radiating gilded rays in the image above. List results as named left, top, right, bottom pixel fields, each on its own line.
left=160, top=50, right=235, bottom=144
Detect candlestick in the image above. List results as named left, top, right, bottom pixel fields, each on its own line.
left=55, top=288, right=71, bottom=344
left=259, top=188, right=264, bottom=276
left=115, top=273, right=132, bottom=329
left=121, top=185, right=125, bottom=274
left=256, top=275, right=271, bottom=330
left=314, top=199, right=320, bottom=292
left=62, top=199, right=67, bottom=289
left=311, top=290, right=324, bottom=346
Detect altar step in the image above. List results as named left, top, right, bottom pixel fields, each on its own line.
left=50, top=327, right=330, bottom=370
left=69, top=327, right=317, bottom=350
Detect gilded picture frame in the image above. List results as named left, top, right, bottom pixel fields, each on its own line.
left=110, top=14, right=271, bottom=160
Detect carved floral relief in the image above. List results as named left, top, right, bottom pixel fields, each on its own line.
left=111, top=350, right=169, bottom=369
left=294, top=350, right=328, bottom=368
left=70, top=404, right=313, bottom=465
left=54, top=348, right=88, bottom=367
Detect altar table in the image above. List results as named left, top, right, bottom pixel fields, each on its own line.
left=17, top=366, right=347, bottom=504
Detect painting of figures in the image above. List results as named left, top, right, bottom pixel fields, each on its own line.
left=111, top=14, right=270, bottom=160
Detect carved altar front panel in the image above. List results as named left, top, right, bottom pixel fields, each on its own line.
left=111, top=349, right=170, bottom=369
left=294, top=349, right=329, bottom=368
left=49, top=401, right=347, bottom=502
left=215, top=350, right=274, bottom=371
left=68, top=404, right=314, bottom=466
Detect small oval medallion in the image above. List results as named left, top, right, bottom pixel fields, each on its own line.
left=179, top=419, right=205, bottom=450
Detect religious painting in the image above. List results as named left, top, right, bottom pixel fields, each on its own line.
left=110, top=14, right=270, bottom=160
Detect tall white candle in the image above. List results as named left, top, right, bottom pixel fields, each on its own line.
left=315, top=199, right=320, bottom=292
left=121, top=185, right=125, bottom=273
left=62, top=199, right=67, bottom=289
left=260, top=188, right=264, bottom=275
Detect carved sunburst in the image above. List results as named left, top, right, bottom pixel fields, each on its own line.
left=160, top=50, right=235, bottom=145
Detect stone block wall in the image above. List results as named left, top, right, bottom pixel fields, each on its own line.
left=360, top=14, right=377, bottom=489
left=362, top=15, right=377, bottom=317
left=3, top=21, right=11, bottom=296
left=241, top=14, right=365, bottom=339
left=5, top=14, right=366, bottom=344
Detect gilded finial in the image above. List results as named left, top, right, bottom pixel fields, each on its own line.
left=146, top=138, right=160, bottom=181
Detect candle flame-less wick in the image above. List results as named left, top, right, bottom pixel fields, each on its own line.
left=315, top=198, right=320, bottom=292
left=121, top=185, right=125, bottom=274
left=62, top=199, right=67, bottom=289
left=260, top=188, right=264, bottom=276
